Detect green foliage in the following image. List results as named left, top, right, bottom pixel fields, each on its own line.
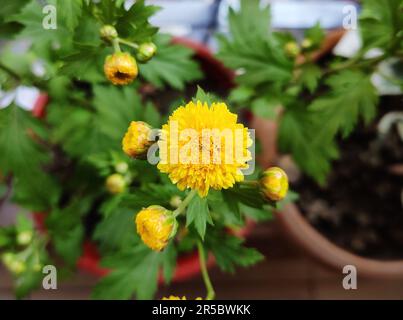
left=140, top=35, right=203, bottom=89
left=217, top=0, right=400, bottom=184
left=186, top=194, right=213, bottom=240
left=309, top=70, right=379, bottom=138
left=0, top=0, right=275, bottom=300
left=205, top=231, right=263, bottom=273
left=0, top=105, right=49, bottom=177
left=92, top=243, right=175, bottom=299
left=217, top=0, right=293, bottom=93
left=359, top=0, right=403, bottom=51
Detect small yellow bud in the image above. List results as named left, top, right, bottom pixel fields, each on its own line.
left=260, top=167, right=289, bottom=201
left=33, top=263, right=43, bottom=272
left=2, top=253, right=26, bottom=274
left=100, top=25, right=118, bottom=42
left=104, top=52, right=138, bottom=85
left=122, top=121, right=153, bottom=159
left=284, top=41, right=300, bottom=57
left=301, top=38, right=313, bottom=50
left=169, top=195, right=182, bottom=208
left=105, top=173, right=126, bottom=194
left=136, top=42, right=157, bottom=63
left=115, top=162, right=129, bottom=174
left=17, top=231, right=33, bottom=246
left=135, top=205, right=176, bottom=251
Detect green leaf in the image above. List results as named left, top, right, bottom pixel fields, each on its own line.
left=56, top=0, right=83, bottom=32
left=251, top=97, right=278, bottom=119
left=92, top=245, right=163, bottom=300
left=46, top=197, right=94, bottom=265
left=297, top=63, right=322, bottom=93
left=0, top=105, right=49, bottom=178
left=192, top=86, right=221, bottom=105
left=186, top=194, right=212, bottom=240
left=359, top=0, right=403, bottom=51
left=223, top=184, right=265, bottom=209
left=309, top=70, right=379, bottom=137
left=15, top=213, right=33, bottom=234
left=304, top=22, right=325, bottom=48
left=93, top=85, right=143, bottom=141
left=93, top=207, right=137, bottom=251
left=208, top=191, right=243, bottom=226
left=11, top=0, right=71, bottom=50
left=140, top=34, right=202, bottom=89
left=161, top=242, right=177, bottom=284
left=205, top=231, right=264, bottom=273
left=117, top=0, right=160, bottom=43
left=217, top=0, right=293, bottom=89
left=60, top=44, right=109, bottom=82
left=279, top=104, right=339, bottom=183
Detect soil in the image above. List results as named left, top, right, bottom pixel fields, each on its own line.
left=294, top=96, right=403, bottom=260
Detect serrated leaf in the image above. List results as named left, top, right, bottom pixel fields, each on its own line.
left=279, top=104, right=339, bottom=183
left=11, top=0, right=71, bottom=50
left=56, top=0, right=83, bottom=32
left=309, top=70, right=379, bottom=137
left=217, top=0, right=293, bottom=89
left=140, top=34, right=202, bottom=90
left=297, top=63, right=321, bottom=93
left=92, top=245, right=163, bottom=300
left=0, top=105, right=49, bottom=178
left=359, top=0, right=403, bottom=51
left=205, top=231, right=263, bottom=273
left=186, top=194, right=212, bottom=240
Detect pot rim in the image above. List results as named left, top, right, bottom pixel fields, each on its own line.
left=276, top=203, right=403, bottom=279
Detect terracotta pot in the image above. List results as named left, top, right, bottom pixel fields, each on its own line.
left=251, top=30, right=403, bottom=279
left=30, top=37, right=256, bottom=283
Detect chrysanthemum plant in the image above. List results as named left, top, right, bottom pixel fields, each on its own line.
left=217, top=0, right=403, bottom=184
left=0, top=0, right=288, bottom=299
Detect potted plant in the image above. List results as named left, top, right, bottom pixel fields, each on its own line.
left=216, top=0, right=403, bottom=278
left=0, top=0, right=287, bottom=299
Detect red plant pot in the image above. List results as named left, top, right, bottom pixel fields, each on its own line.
left=31, top=38, right=254, bottom=283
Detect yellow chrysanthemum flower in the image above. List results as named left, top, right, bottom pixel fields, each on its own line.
left=162, top=296, right=202, bottom=300
left=104, top=52, right=138, bottom=85
left=135, top=206, right=176, bottom=251
left=260, top=167, right=289, bottom=201
left=122, top=121, right=153, bottom=159
left=158, top=101, right=252, bottom=197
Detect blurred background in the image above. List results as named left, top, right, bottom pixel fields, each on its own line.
left=1, top=0, right=402, bottom=300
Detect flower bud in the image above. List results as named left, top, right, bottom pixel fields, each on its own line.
left=169, top=195, right=182, bottom=208
left=122, top=121, right=153, bottom=159
left=136, top=42, right=157, bottom=63
left=105, top=173, right=126, bottom=194
left=1, top=253, right=26, bottom=274
left=284, top=41, right=300, bottom=57
left=17, top=230, right=33, bottom=246
left=100, top=25, right=118, bottom=42
left=301, top=38, right=313, bottom=50
left=135, top=205, right=177, bottom=251
left=104, top=52, right=138, bottom=85
left=260, top=167, right=289, bottom=201
left=33, top=263, right=43, bottom=272
left=115, top=162, right=129, bottom=174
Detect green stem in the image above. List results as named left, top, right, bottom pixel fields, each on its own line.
left=118, top=38, right=139, bottom=50
left=173, top=189, right=197, bottom=218
left=239, top=180, right=259, bottom=187
left=112, top=38, right=121, bottom=53
left=197, top=241, right=215, bottom=300
left=0, top=63, right=21, bottom=81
